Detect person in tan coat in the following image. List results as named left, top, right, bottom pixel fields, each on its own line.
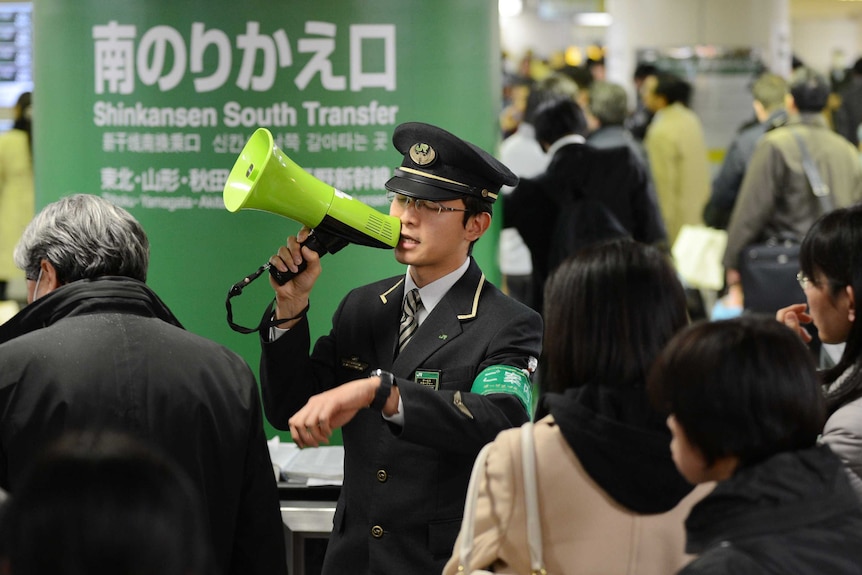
left=444, top=239, right=711, bottom=575
left=0, top=91, right=33, bottom=301
left=643, top=73, right=711, bottom=245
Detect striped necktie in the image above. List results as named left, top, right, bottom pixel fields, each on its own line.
left=397, top=288, right=422, bottom=355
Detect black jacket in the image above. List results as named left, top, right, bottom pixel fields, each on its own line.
left=0, top=278, right=287, bottom=575
left=503, top=142, right=667, bottom=312
left=680, top=445, right=862, bottom=574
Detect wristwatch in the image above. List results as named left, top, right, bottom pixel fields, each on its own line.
left=369, top=369, right=394, bottom=411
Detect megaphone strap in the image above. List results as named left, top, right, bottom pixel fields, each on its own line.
left=263, top=299, right=310, bottom=330
left=225, top=262, right=310, bottom=334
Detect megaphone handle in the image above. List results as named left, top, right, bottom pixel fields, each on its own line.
left=268, top=233, right=328, bottom=285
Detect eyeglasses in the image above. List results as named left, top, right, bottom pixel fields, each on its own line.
left=796, top=271, right=814, bottom=290
left=387, top=192, right=469, bottom=216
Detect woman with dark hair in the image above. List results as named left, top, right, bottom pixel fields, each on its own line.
left=777, top=204, right=862, bottom=499
left=0, top=431, right=216, bottom=575
left=444, top=239, right=705, bottom=574
left=649, top=316, right=862, bottom=573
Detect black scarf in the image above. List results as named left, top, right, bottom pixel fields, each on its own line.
left=539, top=384, right=693, bottom=514
left=0, top=277, right=183, bottom=344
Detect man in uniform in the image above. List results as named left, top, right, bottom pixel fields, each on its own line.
left=259, top=122, right=543, bottom=575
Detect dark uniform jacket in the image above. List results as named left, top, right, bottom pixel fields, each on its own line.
left=503, top=142, right=667, bottom=312
left=680, top=445, right=862, bottom=574
left=0, top=277, right=287, bottom=575
left=260, top=258, right=542, bottom=575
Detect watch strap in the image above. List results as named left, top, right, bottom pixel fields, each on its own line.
left=370, top=369, right=394, bottom=411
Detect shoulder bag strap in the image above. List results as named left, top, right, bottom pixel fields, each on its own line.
left=458, top=426, right=549, bottom=575
left=790, top=129, right=834, bottom=214
left=458, top=442, right=493, bottom=571
left=521, top=422, right=548, bottom=575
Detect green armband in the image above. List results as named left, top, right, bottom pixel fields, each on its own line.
left=470, top=365, right=533, bottom=413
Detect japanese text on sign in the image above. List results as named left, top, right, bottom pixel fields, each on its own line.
left=93, top=20, right=396, bottom=94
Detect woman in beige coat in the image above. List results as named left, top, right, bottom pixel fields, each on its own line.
left=0, top=91, right=33, bottom=301
left=444, top=239, right=710, bottom=575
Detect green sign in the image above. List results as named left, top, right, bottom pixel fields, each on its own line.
left=34, top=0, right=504, bottom=440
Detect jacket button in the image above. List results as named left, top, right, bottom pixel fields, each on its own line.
left=376, top=469, right=388, bottom=482
left=371, top=525, right=384, bottom=538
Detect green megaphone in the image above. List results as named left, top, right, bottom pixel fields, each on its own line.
left=224, top=127, right=400, bottom=249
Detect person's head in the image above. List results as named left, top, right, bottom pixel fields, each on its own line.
left=14, top=194, right=149, bottom=303
left=12, top=91, right=30, bottom=126
left=522, top=72, right=579, bottom=125
left=586, top=57, right=606, bottom=82
left=384, top=123, right=516, bottom=284
left=642, top=72, right=692, bottom=112
left=505, top=74, right=532, bottom=110
left=633, top=63, right=658, bottom=90
left=588, top=81, right=629, bottom=127
left=558, top=65, right=594, bottom=114
left=787, top=66, right=830, bottom=113
left=0, top=431, right=214, bottom=575
left=12, top=91, right=31, bottom=152
left=853, top=57, right=862, bottom=77
left=750, top=72, right=787, bottom=121
left=542, top=239, right=688, bottom=394
left=533, top=96, right=588, bottom=149
left=648, top=317, right=825, bottom=484
left=799, top=206, right=861, bottom=395
left=560, top=65, right=593, bottom=93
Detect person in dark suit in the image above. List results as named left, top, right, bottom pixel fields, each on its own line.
left=259, top=122, right=543, bottom=575
left=503, top=96, right=667, bottom=313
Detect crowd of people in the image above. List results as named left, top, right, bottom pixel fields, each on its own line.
left=501, top=57, right=862, bottom=321
left=1, top=55, right=862, bottom=575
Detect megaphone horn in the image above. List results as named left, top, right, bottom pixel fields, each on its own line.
left=224, top=127, right=400, bottom=252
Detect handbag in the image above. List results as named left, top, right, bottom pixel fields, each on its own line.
left=738, top=234, right=803, bottom=314
left=738, top=130, right=834, bottom=315
left=458, top=422, right=547, bottom=575
left=672, top=224, right=728, bottom=291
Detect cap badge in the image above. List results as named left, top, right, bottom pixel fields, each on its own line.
left=409, top=143, right=437, bottom=166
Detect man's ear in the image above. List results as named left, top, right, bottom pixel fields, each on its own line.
left=752, top=99, right=767, bottom=123
left=847, top=285, right=855, bottom=322
left=38, top=259, right=61, bottom=293
left=464, top=211, right=491, bottom=242
left=784, top=93, right=798, bottom=114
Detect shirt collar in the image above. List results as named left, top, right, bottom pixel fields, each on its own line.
left=404, top=258, right=470, bottom=321
left=546, top=133, right=586, bottom=157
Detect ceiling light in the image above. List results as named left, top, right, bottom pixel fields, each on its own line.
left=499, top=0, right=524, bottom=17
left=574, top=12, right=613, bottom=26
